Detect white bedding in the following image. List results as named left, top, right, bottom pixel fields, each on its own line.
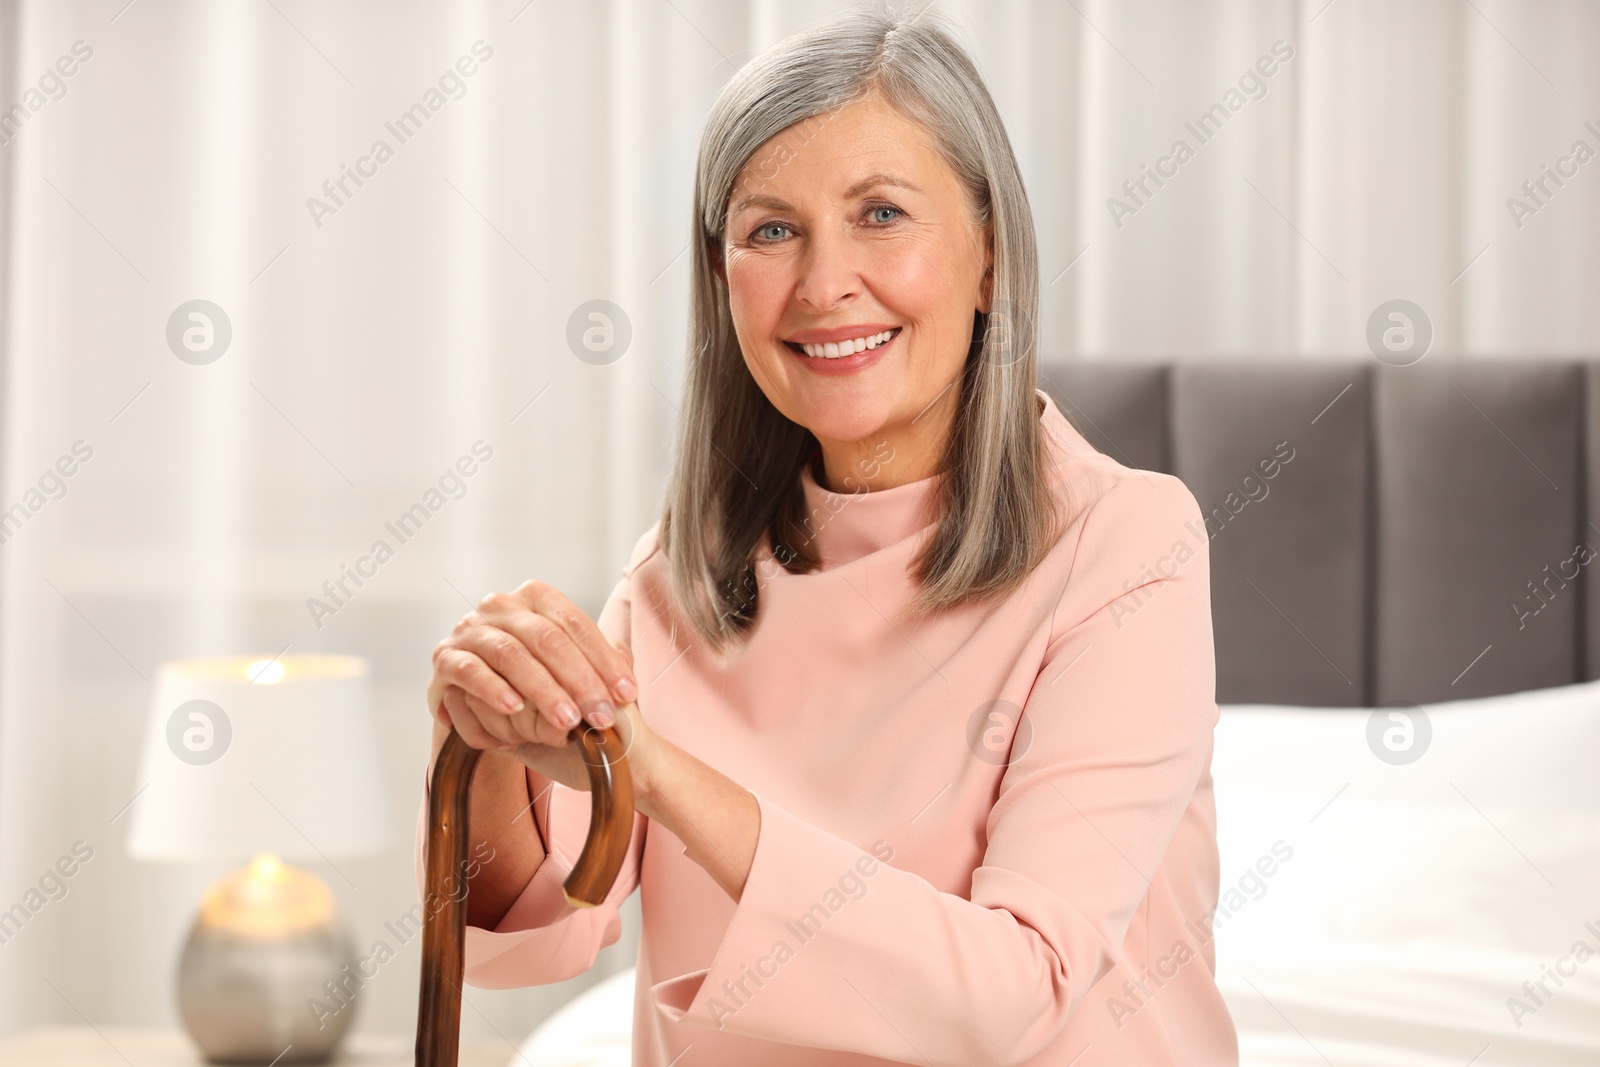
left=1220, top=939, right=1600, bottom=1066
left=1213, top=679, right=1600, bottom=1067
left=514, top=966, right=635, bottom=1067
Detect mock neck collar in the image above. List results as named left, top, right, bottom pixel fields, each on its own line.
left=796, top=451, right=941, bottom=569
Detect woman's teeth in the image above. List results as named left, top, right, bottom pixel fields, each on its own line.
left=796, top=328, right=899, bottom=359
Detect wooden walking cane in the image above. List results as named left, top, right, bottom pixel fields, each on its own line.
left=414, top=714, right=635, bottom=1067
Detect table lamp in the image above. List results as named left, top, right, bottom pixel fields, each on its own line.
left=127, top=655, right=395, bottom=1064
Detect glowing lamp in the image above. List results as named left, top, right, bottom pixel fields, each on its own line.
left=128, top=656, right=394, bottom=1064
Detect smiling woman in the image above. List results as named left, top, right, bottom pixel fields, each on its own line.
left=669, top=25, right=1061, bottom=648
left=420, top=3, right=1232, bottom=1065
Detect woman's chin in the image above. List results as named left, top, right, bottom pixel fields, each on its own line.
left=795, top=409, right=891, bottom=446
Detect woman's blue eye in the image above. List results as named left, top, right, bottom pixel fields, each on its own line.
left=750, top=208, right=898, bottom=243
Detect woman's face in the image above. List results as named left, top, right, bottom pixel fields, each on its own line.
left=719, top=88, right=993, bottom=465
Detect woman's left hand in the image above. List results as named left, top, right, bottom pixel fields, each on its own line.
left=489, top=642, right=750, bottom=899
left=498, top=641, right=663, bottom=802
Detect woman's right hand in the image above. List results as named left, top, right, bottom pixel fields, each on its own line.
left=427, top=579, right=638, bottom=753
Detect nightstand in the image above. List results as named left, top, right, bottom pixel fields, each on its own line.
left=0, top=1027, right=510, bottom=1066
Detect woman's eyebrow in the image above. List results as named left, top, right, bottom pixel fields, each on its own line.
left=729, top=173, right=923, bottom=216
left=842, top=172, right=922, bottom=198
left=729, top=192, right=792, bottom=215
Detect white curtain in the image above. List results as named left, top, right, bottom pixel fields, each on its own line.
left=0, top=0, right=1593, bottom=1045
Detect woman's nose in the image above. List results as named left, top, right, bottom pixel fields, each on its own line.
left=793, top=223, right=863, bottom=311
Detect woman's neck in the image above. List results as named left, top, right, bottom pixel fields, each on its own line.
left=812, top=384, right=958, bottom=492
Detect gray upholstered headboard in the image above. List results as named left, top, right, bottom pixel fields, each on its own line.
left=1039, top=359, right=1593, bottom=708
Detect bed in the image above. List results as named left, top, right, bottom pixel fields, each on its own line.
left=508, top=358, right=1600, bottom=1066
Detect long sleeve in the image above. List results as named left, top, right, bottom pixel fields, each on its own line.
left=646, top=472, right=1219, bottom=1065
left=412, top=530, right=659, bottom=989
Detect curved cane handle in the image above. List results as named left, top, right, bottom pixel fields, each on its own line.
left=560, top=723, right=637, bottom=908
left=415, top=720, right=634, bottom=1067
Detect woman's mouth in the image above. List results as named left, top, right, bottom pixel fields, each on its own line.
left=782, top=327, right=901, bottom=375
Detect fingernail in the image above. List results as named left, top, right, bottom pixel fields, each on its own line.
left=614, top=676, right=637, bottom=701
left=502, top=691, right=524, bottom=712
left=556, top=702, right=581, bottom=728
left=588, top=700, right=614, bottom=728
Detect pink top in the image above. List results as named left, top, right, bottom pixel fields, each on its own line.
left=415, top=389, right=1238, bottom=1066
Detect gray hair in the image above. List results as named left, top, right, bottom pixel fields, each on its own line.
left=658, top=0, right=1063, bottom=653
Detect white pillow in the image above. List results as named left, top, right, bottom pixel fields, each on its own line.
left=1211, top=680, right=1600, bottom=957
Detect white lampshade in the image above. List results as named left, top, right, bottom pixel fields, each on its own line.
left=127, top=655, right=394, bottom=863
